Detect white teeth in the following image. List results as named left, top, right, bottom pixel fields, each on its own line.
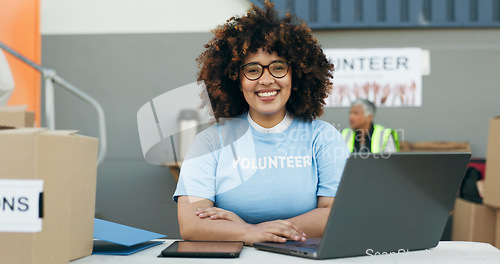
left=257, top=91, right=278, bottom=97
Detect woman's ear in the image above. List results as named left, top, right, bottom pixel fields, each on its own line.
left=367, top=115, right=374, bottom=124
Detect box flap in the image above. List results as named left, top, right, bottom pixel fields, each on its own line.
left=0, top=128, right=96, bottom=140
left=0, top=105, right=28, bottom=112
left=0, top=127, right=46, bottom=134
left=41, top=130, right=79, bottom=136
left=38, top=130, right=98, bottom=145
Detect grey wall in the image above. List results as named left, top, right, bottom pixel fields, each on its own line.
left=42, top=33, right=213, bottom=238
left=41, top=28, right=500, bottom=238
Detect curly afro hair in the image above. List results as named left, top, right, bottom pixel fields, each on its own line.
left=197, top=1, right=333, bottom=122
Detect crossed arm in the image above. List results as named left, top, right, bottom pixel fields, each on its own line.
left=177, top=195, right=334, bottom=246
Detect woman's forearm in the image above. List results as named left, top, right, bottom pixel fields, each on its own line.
left=180, top=216, right=251, bottom=242
left=177, top=196, right=252, bottom=244
left=286, top=207, right=331, bottom=238
left=286, top=197, right=334, bottom=238
left=177, top=196, right=308, bottom=245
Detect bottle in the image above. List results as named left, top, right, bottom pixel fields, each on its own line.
left=178, top=109, right=199, bottom=161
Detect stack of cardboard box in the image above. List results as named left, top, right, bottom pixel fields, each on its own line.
left=452, top=117, right=500, bottom=249
left=483, top=117, right=500, bottom=248
left=0, top=108, right=99, bottom=263
left=0, top=106, right=35, bottom=127
left=399, top=140, right=470, bottom=152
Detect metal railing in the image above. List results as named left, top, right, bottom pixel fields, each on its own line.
left=0, top=41, right=107, bottom=165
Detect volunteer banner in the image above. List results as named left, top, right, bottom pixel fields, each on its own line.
left=324, top=48, right=423, bottom=107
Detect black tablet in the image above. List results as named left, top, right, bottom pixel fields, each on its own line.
left=158, top=241, right=244, bottom=258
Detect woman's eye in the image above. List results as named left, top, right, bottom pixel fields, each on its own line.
left=271, top=62, right=286, bottom=71
left=246, top=66, right=261, bottom=73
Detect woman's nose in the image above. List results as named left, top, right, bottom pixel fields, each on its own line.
left=258, top=68, right=275, bottom=85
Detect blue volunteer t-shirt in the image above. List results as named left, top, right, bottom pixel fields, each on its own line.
left=173, top=113, right=349, bottom=224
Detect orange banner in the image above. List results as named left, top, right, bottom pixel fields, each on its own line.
left=0, top=0, right=41, bottom=126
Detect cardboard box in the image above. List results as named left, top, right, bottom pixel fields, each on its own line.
left=0, top=106, right=35, bottom=127
left=452, top=198, right=496, bottom=244
left=484, top=117, right=500, bottom=208
left=495, top=210, right=500, bottom=249
left=0, top=128, right=98, bottom=264
left=399, top=141, right=470, bottom=152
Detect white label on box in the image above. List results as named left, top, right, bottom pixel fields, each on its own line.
left=0, top=179, right=43, bottom=232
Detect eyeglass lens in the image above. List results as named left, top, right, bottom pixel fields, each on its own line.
left=243, top=61, right=288, bottom=80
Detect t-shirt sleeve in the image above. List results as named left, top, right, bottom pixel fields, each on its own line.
left=314, top=123, right=350, bottom=197
left=173, top=127, right=220, bottom=202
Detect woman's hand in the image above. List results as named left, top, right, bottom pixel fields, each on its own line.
left=196, top=207, right=246, bottom=224
left=243, top=220, right=307, bottom=246
left=195, top=207, right=307, bottom=246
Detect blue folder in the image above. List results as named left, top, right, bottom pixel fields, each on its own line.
left=93, top=218, right=167, bottom=255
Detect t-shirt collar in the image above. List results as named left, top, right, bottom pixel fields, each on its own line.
left=247, top=111, right=293, bottom=134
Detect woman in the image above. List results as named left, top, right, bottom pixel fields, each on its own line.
left=174, top=1, right=349, bottom=246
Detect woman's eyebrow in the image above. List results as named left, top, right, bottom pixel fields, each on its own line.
left=244, top=59, right=284, bottom=65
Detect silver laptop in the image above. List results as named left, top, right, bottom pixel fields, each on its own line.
left=254, top=152, right=471, bottom=259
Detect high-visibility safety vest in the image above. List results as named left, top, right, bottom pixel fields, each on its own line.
left=341, top=124, right=400, bottom=153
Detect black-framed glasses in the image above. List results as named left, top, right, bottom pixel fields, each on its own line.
left=240, top=60, right=289, bottom=80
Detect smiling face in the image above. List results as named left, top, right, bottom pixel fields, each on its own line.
left=240, top=49, right=292, bottom=128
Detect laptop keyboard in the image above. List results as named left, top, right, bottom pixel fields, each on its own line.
left=288, top=242, right=320, bottom=249
left=298, top=243, right=320, bottom=249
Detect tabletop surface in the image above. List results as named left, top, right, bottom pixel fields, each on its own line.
left=70, top=240, right=500, bottom=264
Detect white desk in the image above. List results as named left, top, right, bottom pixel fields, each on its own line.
left=71, top=240, right=500, bottom=264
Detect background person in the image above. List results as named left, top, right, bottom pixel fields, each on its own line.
left=341, top=99, right=400, bottom=153
left=173, top=1, right=349, bottom=246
